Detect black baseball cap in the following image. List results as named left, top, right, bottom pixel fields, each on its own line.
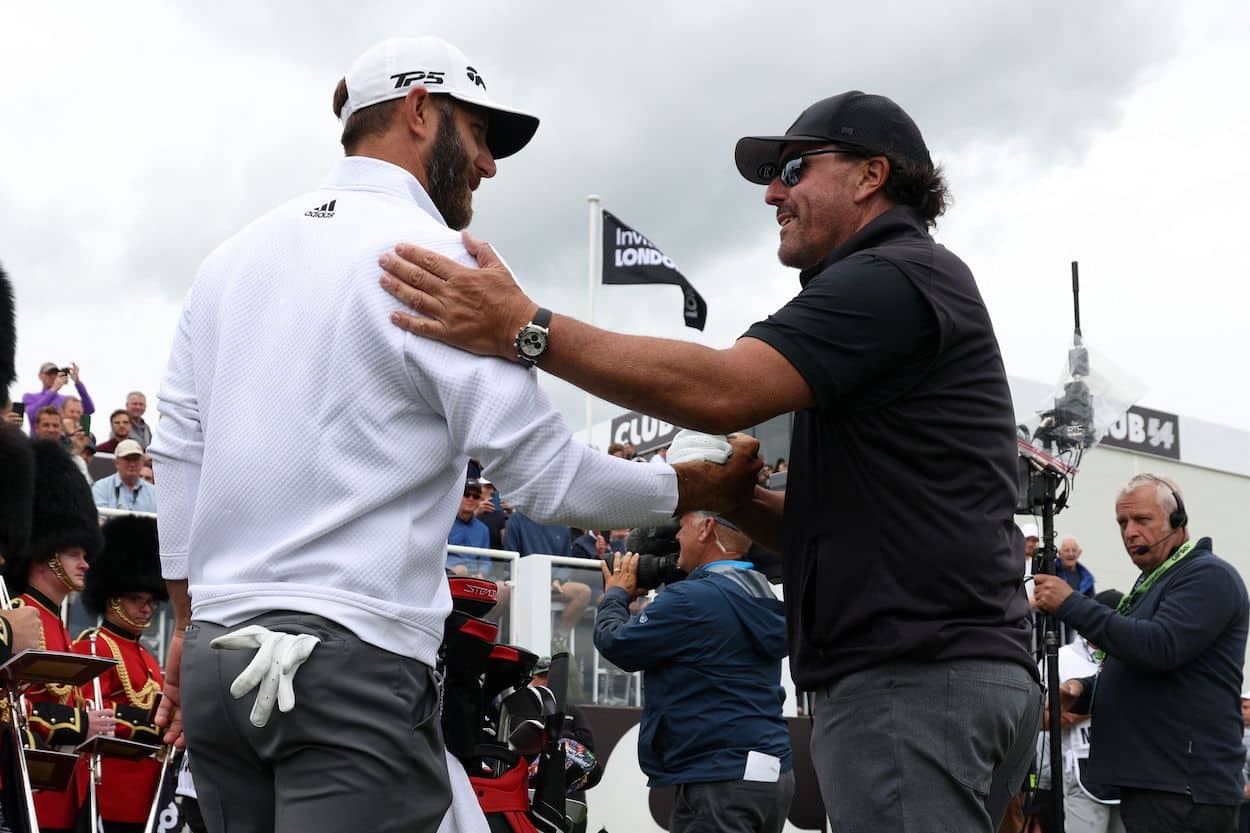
left=735, top=91, right=932, bottom=185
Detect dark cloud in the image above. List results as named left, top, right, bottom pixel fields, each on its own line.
left=0, top=2, right=1207, bottom=430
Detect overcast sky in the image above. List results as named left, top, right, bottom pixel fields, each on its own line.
left=4, top=1, right=1248, bottom=447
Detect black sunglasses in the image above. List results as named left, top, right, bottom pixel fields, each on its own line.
left=778, top=148, right=864, bottom=187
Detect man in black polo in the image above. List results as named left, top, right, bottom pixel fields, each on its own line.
left=377, top=90, right=1040, bottom=832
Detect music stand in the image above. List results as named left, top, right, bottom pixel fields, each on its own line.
left=0, top=649, right=116, bottom=687
left=76, top=735, right=160, bottom=761
left=1, top=649, right=117, bottom=791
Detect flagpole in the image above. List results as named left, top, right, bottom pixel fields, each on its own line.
left=585, top=194, right=602, bottom=446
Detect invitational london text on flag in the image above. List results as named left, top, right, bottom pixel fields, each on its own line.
left=601, top=210, right=707, bottom=331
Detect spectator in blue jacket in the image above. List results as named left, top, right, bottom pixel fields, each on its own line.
left=1057, top=536, right=1096, bottom=597
left=594, top=512, right=793, bottom=833
left=1035, top=474, right=1249, bottom=833
left=1056, top=536, right=1097, bottom=644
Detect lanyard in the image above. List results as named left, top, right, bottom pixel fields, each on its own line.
left=1093, top=539, right=1195, bottom=664
left=1116, top=539, right=1196, bottom=614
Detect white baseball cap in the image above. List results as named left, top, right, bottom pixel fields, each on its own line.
left=340, top=37, right=539, bottom=159
left=113, top=439, right=144, bottom=458
left=1019, top=522, right=1039, bottom=540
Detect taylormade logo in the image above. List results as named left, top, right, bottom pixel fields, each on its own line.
left=612, top=228, right=678, bottom=270
left=465, top=66, right=487, bottom=89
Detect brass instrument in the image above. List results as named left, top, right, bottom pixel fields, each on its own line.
left=0, top=578, right=44, bottom=833
left=86, top=623, right=103, bottom=833
left=141, top=747, right=177, bottom=833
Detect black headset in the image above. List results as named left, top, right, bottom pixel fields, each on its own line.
left=1142, top=474, right=1188, bottom=529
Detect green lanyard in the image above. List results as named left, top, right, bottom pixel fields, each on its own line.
left=1116, top=539, right=1197, bottom=614
left=1093, top=539, right=1195, bottom=663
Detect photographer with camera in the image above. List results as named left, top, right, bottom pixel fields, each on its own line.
left=21, top=361, right=96, bottom=438
left=593, top=513, right=793, bottom=833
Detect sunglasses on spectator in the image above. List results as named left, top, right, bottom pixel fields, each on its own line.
left=777, top=148, right=866, bottom=187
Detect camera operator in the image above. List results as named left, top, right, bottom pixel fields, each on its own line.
left=593, top=512, right=793, bottom=833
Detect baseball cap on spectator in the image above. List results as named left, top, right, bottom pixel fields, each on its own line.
left=735, top=90, right=933, bottom=185
left=1018, top=522, right=1039, bottom=540
left=114, top=439, right=144, bottom=458
left=38, top=361, right=59, bottom=374
left=464, top=478, right=483, bottom=495
left=478, top=477, right=492, bottom=487
left=1242, top=690, right=1250, bottom=701
left=339, top=37, right=539, bottom=159
left=533, top=655, right=551, bottom=675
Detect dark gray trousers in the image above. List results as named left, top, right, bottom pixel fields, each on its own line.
left=182, top=613, right=450, bottom=833
left=1120, top=789, right=1238, bottom=833
left=670, top=770, right=796, bottom=833
left=810, top=658, right=1041, bottom=833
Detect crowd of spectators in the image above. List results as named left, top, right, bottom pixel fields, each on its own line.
left=5, top=361, right=157, bottom=512
left=448, top=445, right=667, bottom=653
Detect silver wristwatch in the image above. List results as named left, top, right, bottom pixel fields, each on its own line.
left=515, top=308, right=552, bottom=368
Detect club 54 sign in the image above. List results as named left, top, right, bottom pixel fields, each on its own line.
left=1102, top=405, right=1181, bottom=460
left=609, top=411, right=679, bottom=455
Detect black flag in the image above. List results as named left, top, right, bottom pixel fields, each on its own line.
left=601, top=211, right=707, bottom=331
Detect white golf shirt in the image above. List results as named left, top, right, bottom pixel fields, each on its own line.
left=151, top=157, right=678, bottom=665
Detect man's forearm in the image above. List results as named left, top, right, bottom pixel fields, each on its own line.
left=542, top=314, right=751, bottom=434
left=723, top=487, right=786, bottom=553
left=76, top=382, right=95, bottom=414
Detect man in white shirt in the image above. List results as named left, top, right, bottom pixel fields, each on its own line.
left=150, top=36, right=758, bottom=833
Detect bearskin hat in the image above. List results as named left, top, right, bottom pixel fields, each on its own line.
left=3, top=440, right=102, bottom=596
left=1, top=263, right=15, bottom=390
left=83, top=515, right=166, bottom=615
left=0, top=425, right=34, bottom=568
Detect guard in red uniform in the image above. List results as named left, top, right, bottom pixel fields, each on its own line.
left=3, top=439, right=114, bottom=833
left=72, top=515, right=165, bottom=833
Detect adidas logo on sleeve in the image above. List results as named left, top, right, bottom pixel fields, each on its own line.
left=304, top=199, right=336, bottom=218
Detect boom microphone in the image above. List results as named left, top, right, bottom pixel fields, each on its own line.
left=1129, top=526, right=1182, bottom=557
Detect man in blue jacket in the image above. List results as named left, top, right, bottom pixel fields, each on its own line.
left=1035, top=474, right=1250, bottom=833
left=594, top=512, right=793, bottom=833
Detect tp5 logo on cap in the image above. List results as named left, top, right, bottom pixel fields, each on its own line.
left=390, top=70, right=446, bottom=89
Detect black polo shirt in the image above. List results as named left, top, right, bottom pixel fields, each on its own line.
left=744, top=206, right=1034, bottom=690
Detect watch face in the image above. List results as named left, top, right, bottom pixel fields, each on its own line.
left=519, top=327, right=548, bottom=359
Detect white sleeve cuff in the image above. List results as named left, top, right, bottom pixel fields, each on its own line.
left=161, top=553, right=189, bottom=581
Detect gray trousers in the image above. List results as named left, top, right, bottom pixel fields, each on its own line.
left=670, top=770, right=796, bottom=833
left=810, top=658, right=1041, bottom=833
left=182, top=613, right=450, bottom=833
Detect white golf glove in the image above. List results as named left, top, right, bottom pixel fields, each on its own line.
left=665, top=429, right=733, bottom=465
left=210, top=625, right=320, bottom=728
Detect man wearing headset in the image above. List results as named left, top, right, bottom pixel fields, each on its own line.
left=1034, top=474, right=1249, bottom=833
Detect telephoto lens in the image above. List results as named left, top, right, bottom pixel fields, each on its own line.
left=624, top=524, right=687, bottom=590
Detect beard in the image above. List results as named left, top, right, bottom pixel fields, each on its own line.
left=425, top=115, right=474, bottom=231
